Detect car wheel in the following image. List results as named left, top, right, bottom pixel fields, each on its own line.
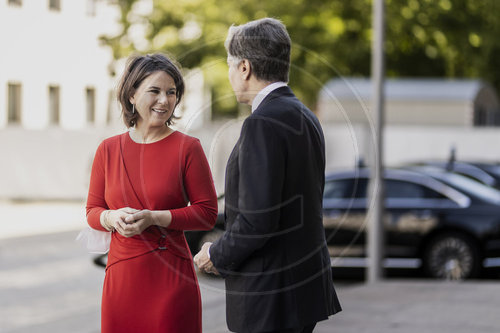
left=423, top=232, right=480, bottom=280
left=198, top=229, right=225, bottom=252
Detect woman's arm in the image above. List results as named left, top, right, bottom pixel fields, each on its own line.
left=122, top=139, right=218, bottom=234
left=168, top=139, right=218, bottom=231
left=86, top=142, right=109, bottom=231
left=86, top=141, right=139, bottom=234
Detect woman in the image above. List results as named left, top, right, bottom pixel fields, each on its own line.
left=86, top=53, right=218, bottom=332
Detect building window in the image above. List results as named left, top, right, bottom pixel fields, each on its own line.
left=86, top=0, right=96, bottom=17
left=86, top=87, right=96, bottom=123
left=48, top=85, right=60, bottom=125
left=49, top=0, right=60, bottom=11
left=7, top=83, right=22, bottom=125
left=8, top=0, right=22, bottom=6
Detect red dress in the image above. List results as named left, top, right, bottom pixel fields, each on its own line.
left=86, top=131, right=218, bottom=333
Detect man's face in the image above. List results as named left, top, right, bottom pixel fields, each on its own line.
left=227, top=56, right=244, bottom=103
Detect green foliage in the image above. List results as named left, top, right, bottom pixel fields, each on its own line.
left=102, top=0, right=500, bottom=117
left=384, top=0, right=500, bottom=88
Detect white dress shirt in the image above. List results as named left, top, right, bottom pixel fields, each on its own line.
left=251, top=81, right=288, bottom=113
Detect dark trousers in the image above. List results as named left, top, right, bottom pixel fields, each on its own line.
left=263, top=323, right=317, bottom=333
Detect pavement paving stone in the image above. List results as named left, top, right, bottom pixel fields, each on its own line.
left=318, top=280, right=500, bottom=333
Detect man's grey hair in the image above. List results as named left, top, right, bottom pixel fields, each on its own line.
left=225, top=18, right=291, bottom=83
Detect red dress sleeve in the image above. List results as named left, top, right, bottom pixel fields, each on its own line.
left=168, top=139, right=218, bottom=231
left=86, top=141, right=108, bottom=231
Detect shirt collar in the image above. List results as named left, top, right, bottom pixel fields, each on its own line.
left=251, top=81, right=288, bottom=113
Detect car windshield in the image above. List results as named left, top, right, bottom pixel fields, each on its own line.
left=433, top=172, right=500, bottom=205
left=481, top=165, right=500, bottom=178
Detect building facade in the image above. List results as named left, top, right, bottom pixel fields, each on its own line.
left=316, top=78, right=500, bottom=171
left=317, top=78, right=500, bottom=127
left=0, top=0, right=120, bottom=130
left=0, top=1, right=120, bottom=200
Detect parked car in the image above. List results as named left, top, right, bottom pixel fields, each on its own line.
left=324, top=167, right=500, bottom=279
left=404, top=160, right=500, bottom=189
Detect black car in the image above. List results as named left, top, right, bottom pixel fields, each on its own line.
left=405, top=160, right=500, bottom=189
left=324, top=167, right=500, bottom=279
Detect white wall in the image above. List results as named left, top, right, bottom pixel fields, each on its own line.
left=384, top=126, right=500, bottom=165
left=322, top=123, right=500, bottom=171
left=0, top=126, right=123, bottom=200
left=317, top=98, right=472, bottom=127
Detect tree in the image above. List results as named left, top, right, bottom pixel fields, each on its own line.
left=102, top=0, right=500, bottom=117
left=384, top=0, right=500, bottom=89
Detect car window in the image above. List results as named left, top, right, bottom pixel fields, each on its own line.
left=435, top=172, right=500, bottom=205
left=324, top=179, right=351, bottom=199
left=324, top=178, right=367, bottom=199
left=385, top=179, right=446, bottom=199
left=481, top=165, right=500, bottom=178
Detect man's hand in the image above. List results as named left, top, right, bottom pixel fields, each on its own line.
left=194, top=242, right=219, bottom=275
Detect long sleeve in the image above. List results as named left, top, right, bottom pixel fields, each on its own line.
left=86, top=142, right=108, bottom=231
left=168, top=140, right=218, bottom=231
left=210, top=117, right=286, bottom=274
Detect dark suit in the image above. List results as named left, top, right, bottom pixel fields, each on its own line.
left=210, top=86, right=341, bottom=333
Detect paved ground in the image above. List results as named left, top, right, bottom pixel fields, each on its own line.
left=1, top=201, right=500, bottom=332
left=319, top=280, right=500, bottom=333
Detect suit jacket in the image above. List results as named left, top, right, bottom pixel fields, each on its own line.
left=210, top=86, right=341, bottom=333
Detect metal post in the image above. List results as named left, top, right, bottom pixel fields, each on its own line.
left=367, top=0, right=385, bottom=283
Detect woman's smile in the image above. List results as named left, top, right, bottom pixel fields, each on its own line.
left=152, top=108, right=168, bottom=114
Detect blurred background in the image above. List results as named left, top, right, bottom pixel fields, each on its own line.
left=1, top=0, right=500, bottom=200
left=1, top=0, right=500, bottom=332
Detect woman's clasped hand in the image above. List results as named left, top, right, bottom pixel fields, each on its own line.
left=104, top=208, right=172, bottom=238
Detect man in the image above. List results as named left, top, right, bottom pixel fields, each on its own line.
left=194, top=18, right=341, bottom=333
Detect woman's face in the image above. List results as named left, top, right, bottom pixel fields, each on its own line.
left=129, top=70, right=177, bottom=129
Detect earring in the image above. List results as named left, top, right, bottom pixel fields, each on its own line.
left=132, top=104, right=135, bottom=114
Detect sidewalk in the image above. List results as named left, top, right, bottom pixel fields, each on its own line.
left=314, top=280, right=500, bottom=333
left=0, top=200, right=85, bottom=239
